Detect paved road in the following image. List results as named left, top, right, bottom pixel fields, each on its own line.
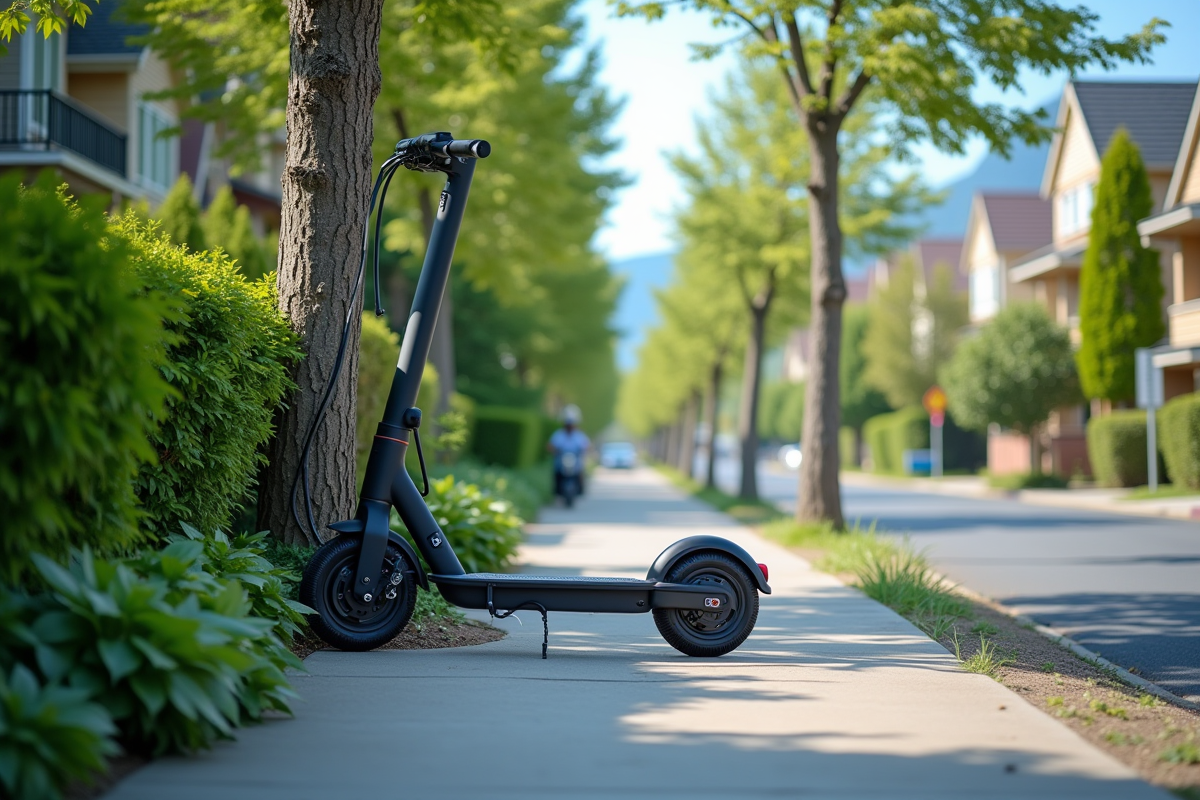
left=720, top=459, right=1200, bottom=700
left=106, top=469, right=1162, bottom=799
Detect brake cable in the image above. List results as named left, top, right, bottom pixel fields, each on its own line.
left=289, top=155, right=402, bottom=545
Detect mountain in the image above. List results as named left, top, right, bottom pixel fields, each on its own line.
left=610, top=251, right=674, bottom=371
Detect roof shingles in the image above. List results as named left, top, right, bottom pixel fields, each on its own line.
left=1073, top=80, right=1197, bottom=169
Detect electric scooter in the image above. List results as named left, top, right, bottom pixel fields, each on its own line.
left=556, top=451, right=582, bottom=508
left=298, top=132, right=771, bottom=659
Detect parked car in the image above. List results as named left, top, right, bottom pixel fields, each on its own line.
left=600, top=441, right=638, bottom=469
left=777, top=444, right=802, bottom=470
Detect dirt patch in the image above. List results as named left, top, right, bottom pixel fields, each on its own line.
left=935, top=598, right=1200, bottom=794
left=292, top=616, right=504, bottom=659
left=65, top=755, right=148, bottom=800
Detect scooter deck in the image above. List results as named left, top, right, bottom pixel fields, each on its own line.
left=430, top=572, right=732, bottom=614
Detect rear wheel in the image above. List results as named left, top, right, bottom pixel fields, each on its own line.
left=653, top=551, right=759, bottom=657
left=300, top=535, right=417, bottom=651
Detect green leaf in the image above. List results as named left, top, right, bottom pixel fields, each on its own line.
left=97, top=638, right=142, bottom=682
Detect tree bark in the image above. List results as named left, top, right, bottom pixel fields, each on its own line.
left=665, top=415, right=680, bottom=470
left=797, top=126, right=846, bottom=528
left=738, top=306, right=769, bottom=500
left=259, top=0, right=385, bottom=546
left=705, top=359, right=723, bottom=490
left=678, top=391, right=699, bottom=478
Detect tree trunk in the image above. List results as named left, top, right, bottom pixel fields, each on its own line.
left=797, top=126, right=846, bottom=528
left=678, top=391, right=699, bottom=478
left=852, top=426, right=863, bottom=469
left=705, top=359, right=723, bottom=490
left=1029, top=425, right=1043, bottom=475
left=665, top=415, right=681, bottom=470
left=738, top=306, right=768, bottom=500
left=259, top=0, right=385, bottom=546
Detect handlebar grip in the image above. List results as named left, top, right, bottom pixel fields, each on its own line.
left=446, top=139, right=491, bottom=159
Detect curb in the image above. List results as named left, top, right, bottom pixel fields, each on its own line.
left=943, top=578, right=1200, bottom=712
left=838, top=470, right=1200, bottom=521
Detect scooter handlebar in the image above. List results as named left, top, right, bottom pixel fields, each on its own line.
left=394, top=132, right=491, bottom=161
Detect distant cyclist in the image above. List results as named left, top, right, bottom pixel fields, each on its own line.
left=548, top=404, right=590, bottom=502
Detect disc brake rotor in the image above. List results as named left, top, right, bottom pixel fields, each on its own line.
left=330, top=555, right=400, bottom=623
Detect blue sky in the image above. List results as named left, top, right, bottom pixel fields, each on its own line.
left=580, top=0, right=1200, bottom=261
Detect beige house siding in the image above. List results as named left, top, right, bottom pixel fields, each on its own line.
left=66, top=73, right=128, bottom=131
left=1150, top=173, right=1172, bottom=213
left=1056, top=107, right=1100, bottom=191
left=0, top=34, right=22, bottom=89
left=129, top=49, right=175, bottom=118
left=966, top=213, right=995, bottom=270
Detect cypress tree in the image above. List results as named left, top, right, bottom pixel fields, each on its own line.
left=1077, top=128, right=1165, bottom=402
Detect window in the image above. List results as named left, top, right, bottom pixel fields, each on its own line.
left=970, top=263, right=1000, bottom=320
left=138, top=103, right=175, bottom=192
left=1058, top=183, right=1094, bottom=236
left=23, top=27, right=62, bottom=91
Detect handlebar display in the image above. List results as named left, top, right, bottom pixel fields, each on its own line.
left=394, top=132, right=491, bottom=172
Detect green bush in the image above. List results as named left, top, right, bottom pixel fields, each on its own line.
left=988, top=471, right=1070, bottom=490
left=1158, top=393, right=1200, bottom=489
left=0, top=663, right=118, bottom=800
left=471, top=406, right=545, bottom=468
left=0, top=175, right=174, bottom=579
left=839, top=426, right=857, bottom=468
left=428, top=458, right=552, bottom=523
left=1087, top=410, right=1150, bottom=487
left=864, top=407, right=928, bottom=474
left=396, top=476, right=524, bottom=574
left=113, top=215, right=301, bottom=539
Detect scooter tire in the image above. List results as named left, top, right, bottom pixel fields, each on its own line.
left=300, top=535, right=417, bottom=652
left=653, top=551, right=759, bottom=657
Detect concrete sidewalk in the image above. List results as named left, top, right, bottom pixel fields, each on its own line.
left=105, top=468, right=1166, bottom=799
left=840, top=470, right=1200, bottom=521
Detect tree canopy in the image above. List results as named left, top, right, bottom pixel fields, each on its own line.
left=942, top=302, right=1079, bottom=436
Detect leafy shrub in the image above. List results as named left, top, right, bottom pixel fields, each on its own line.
left=1158, top=393, right=1200, bottom=489
left=471, top=406, right=546, bottom=468
left=864, top=407, right=927, bottom=474
left=1087, top=410, right=1150, bottom=487
left=202, top=186, right=271, bottom=280
left=113, top=215, right=301, bottom=538
left=987, top=471, right=1070, bottom=490
left=0, top=175, right=174, bottom=580
left=396, top=476, right=523, bottom=574
left=0, top=663, right=118, bottom=800
left=428, top=458, right=550, bottom=523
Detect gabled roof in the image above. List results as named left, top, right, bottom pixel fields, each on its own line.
left=1043, top=80, right=1197, bottom=195
left=66, top=1, right=146, bottom=57
left=1165, top=85, right=1200, bottom=211
left=978, top=193, right=1052, bottom=253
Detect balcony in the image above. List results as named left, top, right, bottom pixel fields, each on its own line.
left=0, top=90, right=127, bottom=177
left=1169, top=298, right=1200, bottom=348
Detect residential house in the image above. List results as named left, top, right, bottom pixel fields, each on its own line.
left=1009, top=80, right=1195, bottom=341
left=958, top=192, right=1078, bottom=474
left=961, top=193, right=1049, bottom=324
left=999, top=79, right=1195, bottom=475
left=868, top=238, right=968, bottom=297
left=0, top=6, right=179, bottom=203
left=1138, top=84, right=1200, bottom=400
left=0, top=4, right=282, bottom=232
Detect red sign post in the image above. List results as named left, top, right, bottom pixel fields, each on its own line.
left=922, top=386, right=948, bottom=478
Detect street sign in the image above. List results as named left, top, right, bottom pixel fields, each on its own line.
left=922, top=386, right=947, bottom=478
left=1135, top=348, right=1163, bottom=492
left=923, top=385, right=948, bottom=417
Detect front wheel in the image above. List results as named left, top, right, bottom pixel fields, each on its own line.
left=653, top=551, right=759, bottom=657
left=300, top=535, right=417, bottom=651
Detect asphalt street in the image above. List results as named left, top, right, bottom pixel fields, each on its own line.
left=714, top=457, right=1200, bottom=700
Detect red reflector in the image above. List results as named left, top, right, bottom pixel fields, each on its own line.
left=757, top=563, right=769, bottom=582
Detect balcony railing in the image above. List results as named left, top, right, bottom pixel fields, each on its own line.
left=0, top=90, right=127, bottom=177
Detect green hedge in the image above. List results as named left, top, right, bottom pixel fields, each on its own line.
left=116, top=215, right=301, bottom=538
left=1158, top=393, right=1200, bottom=489
left=0, top=175, right=174, bottom=579
left=864, top=407, right=928, bottom=474
left=839, top=426, right=858, bottom=468
left=1087, top=410, right=1151, bottom=487
left=471, top=406, right=547, bottom=468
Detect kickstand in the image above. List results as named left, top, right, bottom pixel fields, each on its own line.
left=486, top=585, right=549, bottom=659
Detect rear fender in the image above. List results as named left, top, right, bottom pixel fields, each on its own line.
left=645, top=535, right=771, bottom=594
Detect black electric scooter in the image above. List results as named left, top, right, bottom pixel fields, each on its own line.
left=299, top=132, right=771, bottom=659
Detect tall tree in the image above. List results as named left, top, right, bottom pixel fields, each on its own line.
left=619, top=0, right=1164, bottom=527
left=862, top=259, right=968, bottom=409
left=1077, top=128, right=1166, bottom=403
left=943, top=303, right=1080, bottom=472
